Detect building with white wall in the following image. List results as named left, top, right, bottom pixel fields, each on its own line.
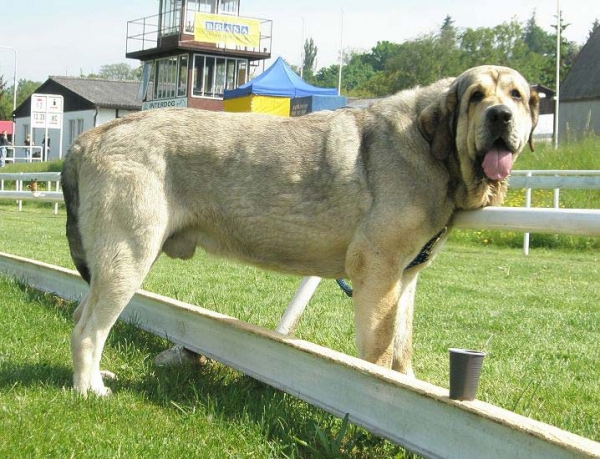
left=13, top=77, right=140, bottom=160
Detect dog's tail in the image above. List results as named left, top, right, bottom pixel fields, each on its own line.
left=62, top=143, right=91, bottom=284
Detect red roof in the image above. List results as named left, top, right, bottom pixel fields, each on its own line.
left=0, top=120, right=13, bottom=135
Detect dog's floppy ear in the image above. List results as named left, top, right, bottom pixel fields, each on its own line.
left=528, top=86, right=540, bottom=152
left=417, top=84, right=458, bottom=161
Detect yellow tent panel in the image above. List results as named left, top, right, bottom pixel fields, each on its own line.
left=223, top=95, right=252, bottom=113
left=251, top=95, right=290, bottom=117
left=224, top=94, right=290, bottom=117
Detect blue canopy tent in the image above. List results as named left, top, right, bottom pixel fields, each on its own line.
left=223, top=57, right=342, bottom=116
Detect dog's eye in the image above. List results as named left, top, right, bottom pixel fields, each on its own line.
left=511, top=89, right=522, bottom=100
left=470, top=91, right=484, bottom=104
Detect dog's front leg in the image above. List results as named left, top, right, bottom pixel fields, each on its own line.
left=347, top=240, right=402, bottom=369
left=392, top=269, right=420, bottom=376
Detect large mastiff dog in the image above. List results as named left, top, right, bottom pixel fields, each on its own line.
left=62, top=65, right=538, bottom=396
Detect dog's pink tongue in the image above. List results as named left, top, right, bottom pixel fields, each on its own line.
left=482, top=148, right=513, bottom=180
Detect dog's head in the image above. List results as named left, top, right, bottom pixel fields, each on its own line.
left=418, top=65, right=539, bottom=208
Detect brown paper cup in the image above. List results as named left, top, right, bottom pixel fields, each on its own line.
left=449, top=348, right=486, bottom=401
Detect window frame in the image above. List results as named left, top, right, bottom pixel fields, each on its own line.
left=152, top=54, right=188, bottom=100
left=191, top=53, right=248, bottom=99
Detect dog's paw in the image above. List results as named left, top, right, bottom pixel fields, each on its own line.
left=72, top=383, right=112, bottom=398
left=91, top=386, right=113, bottom=397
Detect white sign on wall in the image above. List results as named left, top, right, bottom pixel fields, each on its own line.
left=30, top=93, right=65, bottom=159
left=31, top=94, right=64, bottom=129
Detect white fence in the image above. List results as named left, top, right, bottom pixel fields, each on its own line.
left=0, top=172, right=62, bottom=214
left=2, top=145, right=45, bottom=163
left=508, top=170, right=600, bottom=254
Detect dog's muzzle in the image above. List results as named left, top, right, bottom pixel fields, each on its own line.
left=478, top=105, right=515, bottom=181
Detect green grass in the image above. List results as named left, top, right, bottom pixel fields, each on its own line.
left=0, top=203, right=599, bottom=457
left=0, top=160, right=63, bottom=174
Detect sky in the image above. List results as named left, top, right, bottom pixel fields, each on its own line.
left=1, top=0, right=598, bottom=85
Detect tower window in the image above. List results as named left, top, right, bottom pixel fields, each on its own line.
left=192, top=54, right=247, bottom=99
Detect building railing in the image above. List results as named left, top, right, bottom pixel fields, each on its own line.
left=126, top=9, right=272, bottom=56
left=126, top=13, right=161, bottom=54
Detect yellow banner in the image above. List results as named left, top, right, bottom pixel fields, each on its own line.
left=194, top=13, right=260, bottom=48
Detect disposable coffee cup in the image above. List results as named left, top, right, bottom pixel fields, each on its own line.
left=448, top=348, right=486, bottom=401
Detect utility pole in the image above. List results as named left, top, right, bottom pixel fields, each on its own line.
left=337, top=9, right=344, bottom=96
left=553, top=0, right=561, bottom=149
left=0, top=45, right=18, bottom=138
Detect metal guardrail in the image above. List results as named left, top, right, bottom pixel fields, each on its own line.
left=2, top=145, right=45, bottom=164
left=0, top=172, right=61, bottom=181
left=0, top=172, right=62, bottom=213
left=509, top=175, right=600, bottom=189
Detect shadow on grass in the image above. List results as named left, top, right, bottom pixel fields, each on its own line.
left=0, top=363, right=73, bottom=391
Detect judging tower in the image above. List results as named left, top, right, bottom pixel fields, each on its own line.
left=126, top=0, right=272, bottom=111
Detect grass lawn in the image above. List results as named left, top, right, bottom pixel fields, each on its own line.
left=0, top=202, right=599, bottom=457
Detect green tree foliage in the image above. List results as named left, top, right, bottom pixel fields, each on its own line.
left=16, top=79, right=41, bottom=106
left=523, top=11, right=555, bottom=55
left=360, top=19, right=463, bottom=96
left=362, top=41, right=402, bottom=72
left=0, top=75, right=9, bottom=119
left=338, top=14, right=582, bottom=97
left=0, top=78, right=42, bottom=120
left=540, top=11, right=580, bottom=88
left=302, top=38, right=318, bottom=79
left=87, top=63, right=141, bottom=81
left=589, top=19, right=600, bottom=39
left=310, top=51, right=375, bottom=96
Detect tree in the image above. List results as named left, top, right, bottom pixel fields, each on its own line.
left=306, top=15, right=577, bottom=97
left=302, top=38, right=318, bottom=79
left=0, top=75, right=9, bottom=120
left=523, top=10, right=555, bottom=55
left=547, top=11, right=580, bottom=88
left=363, top=41, right=402, bottom=72
left=91, top=63, right=141, bottom=81
left=588, top=19, right=600, bottom=40
left=358, top=17, right=463, bottom=96
left=309, top=49, right=375, bottom=96
left=0, top=78, right=43, bottom=120
left=440, top=15, right=458, bottom=48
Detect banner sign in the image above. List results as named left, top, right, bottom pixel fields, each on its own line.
left=194, top=12, right=260, bottom=48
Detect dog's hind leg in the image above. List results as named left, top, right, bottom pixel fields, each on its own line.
left=71, top=228, right=164, bottom=397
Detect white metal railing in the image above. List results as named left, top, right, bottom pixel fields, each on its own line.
left=508, top=170, right=600, bottom=254
left=0, top=172, right=62, bottom=214
left=2, top=146, right=45, bottom=163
